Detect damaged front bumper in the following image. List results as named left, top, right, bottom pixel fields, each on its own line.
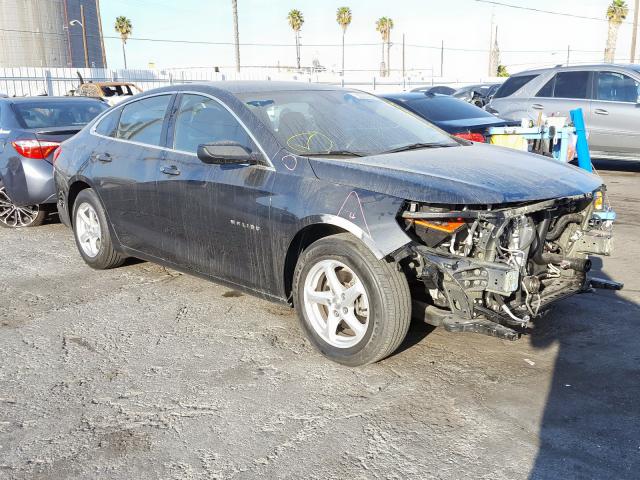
left=397, top=192, right=622, bottom=340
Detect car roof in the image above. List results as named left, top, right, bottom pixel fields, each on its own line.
left=381, top=92, right=439, bottom=101
left=89, top=82, right=137, bottom=87
left=0, top=96, right=105, bottom=103
left=170, top=81, right=344, bottom=94
left=513, top=63, right=640, bottom=76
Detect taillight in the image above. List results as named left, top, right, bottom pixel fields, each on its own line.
left=454, top=132, right=486, bottom=143
left=53, top=146, right=62, bottom=164
left=12, top=139, right=61, bottom=160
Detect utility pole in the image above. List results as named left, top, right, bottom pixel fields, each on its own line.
left=488, top=12, right=494, bottom=76
left=440, top=40, right=444, bottom=77
left=402, top=34, right=405, bottom=79
left=232, top=0, right=240, bottom=72
left=80, top=5, right=89, bottom=68
left=632, top=0, right=639, bottom=63
left=566, top=45, right=571, bottom=66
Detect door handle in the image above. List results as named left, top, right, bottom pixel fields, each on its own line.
left=594, top=108, right=609, bottom=115
left=160, top=165, right=181, bottom=176
left=532, top=104, right=545, bottom=110
left=93, top=152, right=112, bottom=162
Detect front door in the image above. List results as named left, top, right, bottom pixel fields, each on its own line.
left=156, top=93, right=275, bottom=290
left=588, top=70, right=640, bottom=155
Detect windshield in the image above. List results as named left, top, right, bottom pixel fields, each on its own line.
left=237, top=90, right=457, bottom=156
left=14, top=100, right=108, bottom=129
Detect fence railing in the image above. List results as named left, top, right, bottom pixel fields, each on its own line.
left=0, top=66, right=502, bottom=97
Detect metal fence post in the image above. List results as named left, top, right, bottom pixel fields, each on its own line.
left=44, top=69, right=54, bottom=96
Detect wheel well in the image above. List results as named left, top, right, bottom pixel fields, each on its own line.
left=283, top=223, right=347, bottom=304
left=67, top=181, right=91, bottom=224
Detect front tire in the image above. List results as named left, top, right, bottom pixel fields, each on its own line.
left=72, top=189, right=125, bottom=269
left=293, top=233, right=411, bottom=366
left=0, top=182, right=46, bottom=228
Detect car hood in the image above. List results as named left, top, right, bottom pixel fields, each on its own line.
left=308, top=143, right=603, bottom=205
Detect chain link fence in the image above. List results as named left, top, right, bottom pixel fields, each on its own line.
left=0, top=66, right=502, bottom=97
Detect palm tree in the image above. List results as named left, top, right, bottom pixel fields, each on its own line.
left=376, top=17, right=393, bottom=76
left=232, top=0, right=240, bottom=72
left=336, top=7, right=352, bottom=76
left=287, top=9, right=304, bottom=70
left=605, top=0, right=629, bottom=62
left=114, top=16, right=132, bottom=69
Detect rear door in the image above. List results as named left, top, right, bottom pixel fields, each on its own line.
left=588, top=70, right=640, bottom=154
left=89, top=93, right=175, bottom=256
left=530, top=70, right=592, bottom=122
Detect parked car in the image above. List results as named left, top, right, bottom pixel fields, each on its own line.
left=382, top=92, right=515, bottom=142
left=487, top=64, right=640, bottom=159
left=54, top=82, right=613, bottom=366
left=410, top=85, right=456, bottom=95
left=74, top=81, right=142, bottom=106
left=0, top=96, right=108, bottom=227
left=453, top=83, right=501, bottom=107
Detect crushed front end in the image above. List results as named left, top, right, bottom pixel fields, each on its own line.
left=396, top=189, right=620, bottom=339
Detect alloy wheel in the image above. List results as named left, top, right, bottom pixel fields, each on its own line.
left=0, top=186, right=41, bottom=228
left=303, top=259, right=370, bottom=348
left=75, top=202, right=102, bottom=258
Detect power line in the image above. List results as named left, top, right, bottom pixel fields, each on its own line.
left=0, top=27, right=606, bottom=54
left=473, top=0, right=635, bottom=25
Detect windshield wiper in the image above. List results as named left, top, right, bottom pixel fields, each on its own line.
left=381, top=142, right=458, bottom=154
left=309, top=150, right=365, bottom=157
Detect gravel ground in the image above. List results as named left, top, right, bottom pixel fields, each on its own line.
left=1, top=160, right=639, bottom=480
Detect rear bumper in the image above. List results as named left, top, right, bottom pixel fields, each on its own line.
left=0, top=156, right=55, bottom=207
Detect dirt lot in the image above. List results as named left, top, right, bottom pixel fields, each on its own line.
left=1, top=160, right=639, bottom=480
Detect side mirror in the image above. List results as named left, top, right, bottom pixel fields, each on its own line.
left=197, top=141, right=258, bottom=165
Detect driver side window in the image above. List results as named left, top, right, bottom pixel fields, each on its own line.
left=172, top=94, right=254, bottom=154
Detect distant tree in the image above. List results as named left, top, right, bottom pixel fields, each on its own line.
left=336, top=7, right=352, bottom=75
left=376, top=17, right=393, bottom=76
left=287, top=9, right=304, bottom=70
left=114, top=16, right=132, bottom=69
left=497, top=64, right=510, bottom=77
left=605, top=0, right=629, bottom=62
left=232, top=0, right=240, bottom=72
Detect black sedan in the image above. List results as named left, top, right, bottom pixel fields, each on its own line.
left=0, top=96, right=108, bottom=227
left=54, top=82, right=612, bottom=366
left=382, top=92, right=514, bottom=142
left=410, top=85, right=456, bottom=95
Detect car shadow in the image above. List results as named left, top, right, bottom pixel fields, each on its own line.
left=528, top=259, right=640, bottom=478
left=591, top=158, right=640, bottom=174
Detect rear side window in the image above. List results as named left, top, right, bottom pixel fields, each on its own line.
left=536, top=77, right=555, bottom=97
left=405, top=97, right=495, bottom=122
left=553, top=71, right=589, bottom=99
left=493, top=75, right=538, bottom=99
left=116, top=95, right=172, bottom=146
left=596, top=71, right=640, bottom=102
left=172, top=94, right=254, bottom=154
left=13, top=100, right=108, bottom=129
left=95, top=108, right=121, bottom=137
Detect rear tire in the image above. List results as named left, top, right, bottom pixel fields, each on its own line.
left=0, top=181, right=46, bottom=228
left=72, top=189, right=125, bottom=269
left=293, top=233, right=411, bottom=366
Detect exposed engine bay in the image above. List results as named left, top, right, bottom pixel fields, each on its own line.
left=397, top=189, right=619, bottom=339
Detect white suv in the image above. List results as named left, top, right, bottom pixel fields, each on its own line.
left=487, top=64, right=640, bottom=159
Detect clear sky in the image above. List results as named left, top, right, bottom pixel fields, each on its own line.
left=101, top=0, right=637, bottom=79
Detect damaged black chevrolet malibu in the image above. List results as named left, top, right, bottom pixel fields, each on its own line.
left=54, top=82, right=615, bottom=366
